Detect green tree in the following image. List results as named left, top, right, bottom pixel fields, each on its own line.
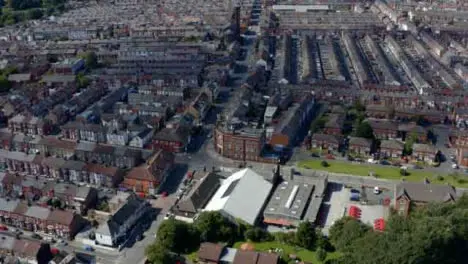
left=403, top=132, right=417, bottom=155
left=195, top=211, right=236, bottom=243
left=328, top=217, right=370, bottom=251
left=337, top=194, right=468, bottom=264
left=84, top=51, right=98, bottom=69
left=355, top=121, right=374, bottom=139
left=0, top=75, right=11, bottom=93
left=316, top=247, right=327, bottom=262
left=27, top=8, right=43, bottom=19
left=295, top=221, right=316, bottom=250
left=244, top=227, right=271, bottom=242
left=76, top=73, right=90, bottom=88
left=156, top=219, right=199, bottom=254
left=145, top=243, right=172, bottom=264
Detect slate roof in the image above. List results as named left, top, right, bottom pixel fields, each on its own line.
left=311, top=133, right=340, bottom=144
left=175, top=173, right=220, bottom=214
left=324, top=114, right=344, bottom=129
left=396, top=182, right=456, bottom=203
left=398, top=123, right=426, bottom=134
left=349, top=136, right=372, bottom=147
left=380, top=140, right=404, bottom=150
left=153, top=126, right=190, bottom=144
left=367, top=119, right=398, bottom=131
left=412, top=143, right=436, bottom=153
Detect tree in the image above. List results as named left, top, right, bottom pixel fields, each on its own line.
left=316, top=247, right=327, bottom=262
left=244, top=227, right=271, bottom=242
left=334, top=194, right=468, bottom=264
left=295, top=221, right=316, bottom=250
left=84, top=51, right=98, bottom=69
left=0, top=75, right=11, bottom=93
left=328, top=217, right=370, bottom=251
left=321, top=160, right=329, bottom=167
left=156, top=219, right=199, bottom=254
left=27, top=8, right=43, bottom=19
left=145, top=243, right=172, bottom=264
left=76, top=73, right=90, bottom=88
left=355, top=121, right=374, bottom=139
left=403, top=132, right=418, bottom=155
left=194, top=211, right=236, bottom=243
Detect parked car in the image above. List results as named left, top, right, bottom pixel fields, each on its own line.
left=44, top=237, right=56, bottom=243
left=0, top=225, right=8, bottom=231
left=84, top=245, right=94, bottom=252
left=452, top=163, right=459, bottom=169
left=380, top=160, right=391, bottom=166
left=31, top=233, right=42, bottom=240
left=15, top=229, right=23, bottom=235
left=58, top=239, right=67, bottom=246
left=373, top=186, right=381, bottom=195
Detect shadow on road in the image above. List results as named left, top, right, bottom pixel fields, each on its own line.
left=160, top=163, right=188, bottom=195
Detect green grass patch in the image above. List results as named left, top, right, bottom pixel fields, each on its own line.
left=185, top=251, right=198, bottom=262
left=298, top=160, right=468, bottom=188
left=233, top=241, right=340, bottom=263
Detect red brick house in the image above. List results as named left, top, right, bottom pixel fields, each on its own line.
left=380, top=140, right=404, bottom=158
left=348, top=137, right=372, bottom=156
left=412, top=143, right=436, bottom=162
left=395, top=182, right=456, bottom=216
left=450, top=130, right=468, bottom=148
left=323, top=114, right=344, bottom=136
left=311, top=133, right=341, bottom=151
left=214, top=127, right=267, bottom=163
left=367, top=119, right=398, bottom=140
left=46, top=210, right=82, bottom=239
left=152, top=126, right=191, bottom=153
left=121, top=150, right=174, bottom=196
left=457, top=148, right=468, bottom=167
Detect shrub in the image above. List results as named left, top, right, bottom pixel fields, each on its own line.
left=399, top=169, right=407, bottom=176
left=321, top=161, right=329, bottom=167
left=316, top=247, right=327, bottom=262
left=436, top=175, right=444, bottom=181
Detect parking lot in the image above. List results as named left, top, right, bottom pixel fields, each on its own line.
left=319, top=182, right=392, bottom=235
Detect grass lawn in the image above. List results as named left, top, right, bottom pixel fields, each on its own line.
left=298, top=160, right=468, bottom=188
left=233, top=241, right=340, bottom=263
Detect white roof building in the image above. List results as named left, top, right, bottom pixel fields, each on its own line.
left=204, top=168, right=273, bottom=225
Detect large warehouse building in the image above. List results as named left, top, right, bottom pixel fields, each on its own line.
left=204, top=168, right=274, bottom=225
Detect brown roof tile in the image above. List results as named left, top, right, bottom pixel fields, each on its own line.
left=47, top=210, right=75, bottom=226
left=233, top=250, right=258, bottom=264
left=257, top=252, right=279, bottom=264
left=85, top=164, right=120, bottom=176
left=39, top=137, right=77, bottom=150
left=198, top=243, right=224, bottom=262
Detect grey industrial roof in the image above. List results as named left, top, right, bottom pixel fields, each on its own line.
left=0, top=198, right=20, bottom=213
left=264, top=175, right=327, bottom=225
left=0, top=235, right=15, bottom=251
left=25, top=206, right=50, bottom=220
left=264, top=180, right=313, bottom=221
left=205, top=169, right=273, bottom=225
